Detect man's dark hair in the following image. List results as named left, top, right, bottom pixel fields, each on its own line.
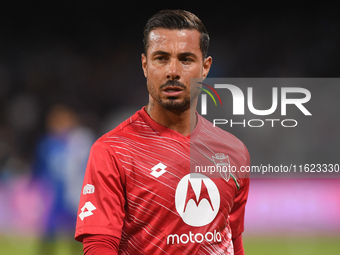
left=143, top=9, right=210, bottom=58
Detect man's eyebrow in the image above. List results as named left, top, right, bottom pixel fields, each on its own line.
left=151, top=51, right=198, bottom=58
left=178, top=52, right=197, bottom=58
left=151, top=50, right=170, bottom=56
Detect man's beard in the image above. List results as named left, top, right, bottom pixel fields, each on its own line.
left=148, top=80, right=192, bottom=113
left=159, top=96, right=190, bottom=113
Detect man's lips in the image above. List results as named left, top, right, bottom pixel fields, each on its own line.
left=162, top=86, right=184, bottom=96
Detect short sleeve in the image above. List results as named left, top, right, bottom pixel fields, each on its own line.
left=75, top=140, right=126, bottom=242
left=229, top=177, right=249, bottom=238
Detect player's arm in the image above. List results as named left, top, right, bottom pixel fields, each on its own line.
left=82, top=234, right=120, bottom=255
left=230, top=177, right=250, bottom=255
left=75, top=141, right=126, bottom=253
left=232, top=234, right=244, bottom=255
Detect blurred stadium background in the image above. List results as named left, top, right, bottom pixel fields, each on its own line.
left=0, top=2, right=339, bottom=254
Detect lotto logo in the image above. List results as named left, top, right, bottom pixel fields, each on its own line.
left=151, top=163, right=167, bottom=178
left=79, top=201, right=96, bottom=221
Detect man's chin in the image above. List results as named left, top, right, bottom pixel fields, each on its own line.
left=160, top=98, right=190, bottom=113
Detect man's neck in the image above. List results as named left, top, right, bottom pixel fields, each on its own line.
left=145, top=101, right=197, bottom=137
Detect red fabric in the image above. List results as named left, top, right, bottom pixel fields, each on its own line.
left=75, top=107, right=250, bottom=254
left=229, top=178, right=250, bottom=237
left=82, top=234, right=120, bottom=255
left=82, top=234, right=245, bottom=255
left=232, top=234, right=244, bottom=255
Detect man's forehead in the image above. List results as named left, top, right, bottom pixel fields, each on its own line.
left=148, top=28, right=201, bottom=53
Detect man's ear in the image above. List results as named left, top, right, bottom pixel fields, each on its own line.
left=202, top=56, right=212, bottom=79
left=141, top=53, right=147, bottom=78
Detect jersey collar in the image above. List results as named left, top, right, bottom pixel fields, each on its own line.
left=138, top=106, right=202, bottom=142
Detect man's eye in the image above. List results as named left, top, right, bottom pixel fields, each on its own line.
left=156, top=56, right=168, bottom=61
left=181, top=58, right=193, bottom=63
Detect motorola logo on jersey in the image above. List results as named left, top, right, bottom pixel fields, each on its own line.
left=175, top=173, right=220, bottom=227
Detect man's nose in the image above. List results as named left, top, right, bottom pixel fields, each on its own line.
left=166, top=59, right=181, bottom=80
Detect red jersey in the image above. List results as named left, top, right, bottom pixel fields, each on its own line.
left=75, top=107, right=250, bottom=255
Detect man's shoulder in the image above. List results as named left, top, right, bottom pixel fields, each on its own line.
left=198, top=115, right=247, bottom=146
left=197, top=115, right=250, bottom=162
left=93, top=108, right=151, bottom=148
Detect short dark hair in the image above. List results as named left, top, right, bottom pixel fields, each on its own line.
left=143, top=9, right=210, bottom=58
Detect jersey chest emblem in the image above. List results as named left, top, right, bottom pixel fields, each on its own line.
left=175, top=173, right=220, bottom=227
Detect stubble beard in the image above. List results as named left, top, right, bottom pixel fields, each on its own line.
left=160, top=96, right=190, bottom=113
left=147, top=80, right=192, bottom=114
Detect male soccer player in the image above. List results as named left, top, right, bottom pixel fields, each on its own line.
left=75, top=10, right=250, bottom=255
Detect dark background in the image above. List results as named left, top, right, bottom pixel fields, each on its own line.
left=0, top=3, right=339, bottom=152
left=0, top=4, right=339, bottom=251
left=1, top=3, right=339, bottom=170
